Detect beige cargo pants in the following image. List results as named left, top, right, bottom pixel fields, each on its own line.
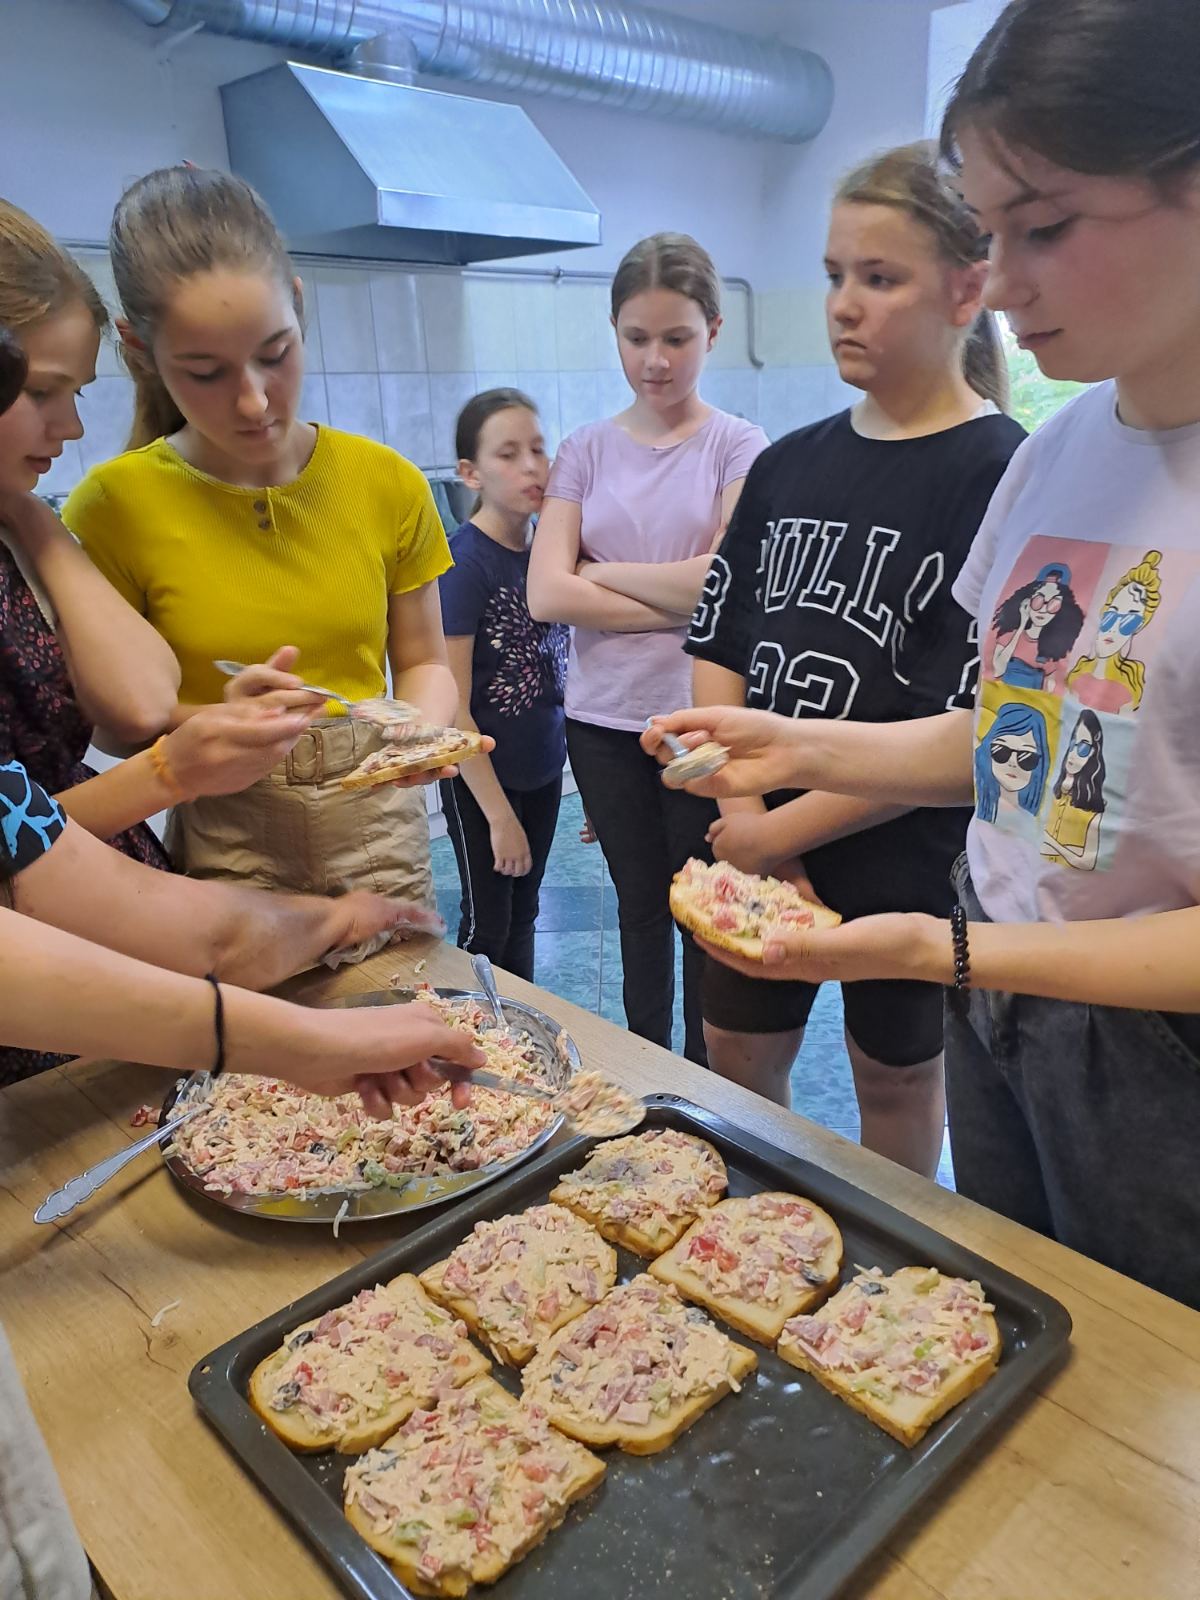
left=167, top=718, right=434, bottom=906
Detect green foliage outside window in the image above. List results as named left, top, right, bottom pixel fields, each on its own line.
left=1002, top=322, right=1086, bottom=432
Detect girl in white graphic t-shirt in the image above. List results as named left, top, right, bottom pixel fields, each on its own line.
left=644, top=0, right=1200, bottom=1311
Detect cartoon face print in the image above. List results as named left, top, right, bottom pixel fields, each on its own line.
left=974, top=699, right=1051, bottom=825
left=1041, top=707, right=1108, bottom=871
left=1066, top=550, right=1163, bottom=715
left=990, top=561, right=1086, bottom=692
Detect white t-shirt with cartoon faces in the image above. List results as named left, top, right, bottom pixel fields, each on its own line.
left=954, top=381, right=1200, bottom=924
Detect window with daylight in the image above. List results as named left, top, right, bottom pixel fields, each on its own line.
left=1002, top=321, right=1087, bottom=433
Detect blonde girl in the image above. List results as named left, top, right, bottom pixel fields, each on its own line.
left=64, top=167, right=456, bottom=902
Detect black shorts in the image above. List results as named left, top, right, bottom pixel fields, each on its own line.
left=700, top=804, right=967, bottom=1067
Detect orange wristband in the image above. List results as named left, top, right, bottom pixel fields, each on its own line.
left=149, top=735, right=188, bottom=805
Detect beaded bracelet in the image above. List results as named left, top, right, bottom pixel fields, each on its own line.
left=204, top=973, right=226, bottom=1078
left=950, top=903, right=971, bottom=991
left=149, top=735, right=188, bottom=805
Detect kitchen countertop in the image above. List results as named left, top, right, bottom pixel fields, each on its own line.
left=1, top=937, right=1197, bottom=1600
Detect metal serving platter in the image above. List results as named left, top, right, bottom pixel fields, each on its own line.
left=159, top=987, right=577, bottom=1224
left=191, top=1097, right=1071, bottom=1600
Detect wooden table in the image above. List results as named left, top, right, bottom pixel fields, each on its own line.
left=1, top=938, right=1197, bottom=1600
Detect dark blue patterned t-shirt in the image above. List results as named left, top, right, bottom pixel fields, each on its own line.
left=439, top=523, right=568, bottom=791
left=0, top=759, right=65, bottom=873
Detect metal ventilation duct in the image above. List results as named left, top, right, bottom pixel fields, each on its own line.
left=117, top=1, right=834, bottom=144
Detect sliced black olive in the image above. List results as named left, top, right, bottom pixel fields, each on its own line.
left=860, top=1280, right=887, bottom=1296
left=287, top=1328, right=315, bottom=1349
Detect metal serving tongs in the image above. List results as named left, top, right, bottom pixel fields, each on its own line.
left=645, top=718, right=729, bottom=789
left=34, top=1097, right=207, bottom=1225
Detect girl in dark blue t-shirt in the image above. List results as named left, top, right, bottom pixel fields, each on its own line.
left=438, top=390, right=569, bottom=980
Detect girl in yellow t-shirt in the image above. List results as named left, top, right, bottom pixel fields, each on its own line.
left=65, top=167, right=458, bottom=903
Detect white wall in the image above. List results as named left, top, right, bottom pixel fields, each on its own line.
left=3, top=0, right=943, bottom=469
left=925, top=0, right=1007, bottom=137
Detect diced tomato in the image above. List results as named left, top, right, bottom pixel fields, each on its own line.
left=520, top=1461, right=549, bottom=1482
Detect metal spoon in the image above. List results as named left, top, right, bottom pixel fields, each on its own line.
left=34, top=1103, right=204, bottom=1225
left=470, top=952, right=507, bottom=1027
left=214, top=659, right=356, bottom=711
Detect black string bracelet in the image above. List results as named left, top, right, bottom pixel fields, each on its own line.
left=204, top=973, right=226, bottom=1078
left=950, top=904, right=971, bottom=992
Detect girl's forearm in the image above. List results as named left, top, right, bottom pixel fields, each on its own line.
left=582, top=555, right=710, bottom=614
left=448, top=705, right=515, bottom=827
left=392, top=662, right=459, bottom=727
left=8, top=496, right=180, bottom=742
left=765, top=792, right=912, bottom=855
left=527, top=569, right=682, bottom=632
left=55, top=749, right=176, bottom=841
left=901, top=907, right=1200, bottom=1012
left=0, top=908, right=308, bottom=1071
left=800, top=712, right=976, bottom=806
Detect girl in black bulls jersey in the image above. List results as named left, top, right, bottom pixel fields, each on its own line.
left=685, top=143, right=1025, bottom=1176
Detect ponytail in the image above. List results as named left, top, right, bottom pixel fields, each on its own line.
left=121, top=342, right=186, bottom=449
left=962, top=310, right=1009, bottom=412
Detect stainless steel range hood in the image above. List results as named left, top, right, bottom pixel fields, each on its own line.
left=220, top=62, right=601, bottom=264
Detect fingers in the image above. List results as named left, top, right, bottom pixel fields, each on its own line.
left=696, top=933, right=808, bottom=982
left=266, top=645, right=301, bottom=672
left=640, top=712, right=716, bottom=758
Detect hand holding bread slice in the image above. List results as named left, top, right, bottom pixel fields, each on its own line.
left=670, top=858, right=841, bottom=961
left=777, top=1265, right=1001, bottom=1447
left=340, top=726, right=486, bottom=790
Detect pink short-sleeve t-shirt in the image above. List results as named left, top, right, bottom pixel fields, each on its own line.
left=546, top=409, right=768, bottom=731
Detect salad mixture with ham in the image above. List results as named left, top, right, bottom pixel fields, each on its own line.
left=427, top=1205, right=613, bottom=1357
left=675, top=1193, right=839, bottom=1305
left=263, top=1279, right=478, bottom=1434
left=552, top=1071, right=644, bottom=1137
left=167, top=993, right=557, bottom=1198
left=780, top=1267, right=997, bottom=1403
left=345, top=1382, right=595, bottom=1588
left=673, top=858, right=830, bottom=942
left=522, top=1276, right=746, bottom=1430
left=553, top=1129, right=726, bottom=1240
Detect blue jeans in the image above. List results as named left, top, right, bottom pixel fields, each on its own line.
left=945, top=856, right=1200, bottom=1309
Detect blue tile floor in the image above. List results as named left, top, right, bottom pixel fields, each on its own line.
left=431, top=791, right=954, bottom=1189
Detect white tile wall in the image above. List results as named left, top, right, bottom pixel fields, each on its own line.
left=324, top=372, right=384, bottom=439
left=369, top=270, right=425, bottom=371
left=312, top=268, right=377, bottom=373
left=380, top=371, right=435, bottom=467
left=55, top=256, right=845, bottom=483
left=511, top=282, right=558, bottom=372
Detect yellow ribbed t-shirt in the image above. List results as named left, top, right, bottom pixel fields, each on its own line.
left=63, top=427, right=452, bottom=707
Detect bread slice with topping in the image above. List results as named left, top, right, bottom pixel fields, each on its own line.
left=522, top=1274, right=757, bottom=1455
left=669, top=857, right=841, bottom=960
left=777, top=1265, right=1001, bottom=1447
left=340, top=729, right=485, bottom=791
left=419, top=1204, right=617, bottom=1368
left=549, top=1128, right=728, bottom=1258
left=344, top=1375, right=604, bottom=1598
left=649, top=1191, right=843, bottom=1343
left=248, top=1274, right=490, bottom=1454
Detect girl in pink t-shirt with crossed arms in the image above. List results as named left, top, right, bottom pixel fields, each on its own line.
left=528, top=234, right=767, bottom=1065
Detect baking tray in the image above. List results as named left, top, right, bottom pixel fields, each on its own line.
left=190, top=1096, right=1071, bottom=1600
left=159, top=987, right=577, bottom=1223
